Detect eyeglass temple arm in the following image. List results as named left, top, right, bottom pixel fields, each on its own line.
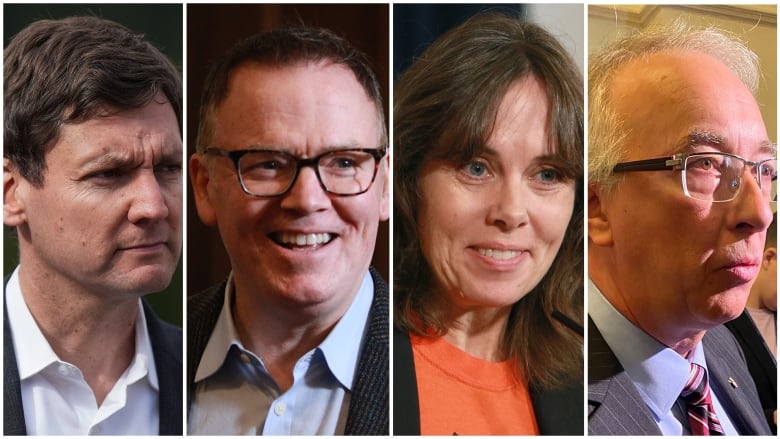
left=612, top=156, right=682, bottom=173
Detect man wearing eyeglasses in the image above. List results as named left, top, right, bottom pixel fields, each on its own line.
left=188, top=27, right=389, bottom=435
left=587, top=23, right=774, bottom=435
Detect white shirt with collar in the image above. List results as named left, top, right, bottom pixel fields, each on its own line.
left=6, top=266, right=160, bottom=435
left=189, top=270, right=373, bottom=435
left=589, top=279, right=738, bottom=435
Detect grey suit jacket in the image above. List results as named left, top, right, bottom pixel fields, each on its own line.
left=187, top=267, right=389, bottom=435
left=3, top=298, right=183, bottom=435
left=588, top=318, right=771, bottom=435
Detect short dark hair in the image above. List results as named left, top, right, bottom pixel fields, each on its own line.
left=4, top=15, right=182, bottom=187
left=196, top=26, right=386, bottom=152
left=394, top=12, right=583, bottom=390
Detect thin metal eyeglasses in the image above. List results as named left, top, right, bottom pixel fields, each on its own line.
left=205, top=146, right=387, bottom=197
left=612, top=151, right=777, bottom=203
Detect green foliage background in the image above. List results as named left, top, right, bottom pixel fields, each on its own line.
left=3, top=4, right=183, bottom=326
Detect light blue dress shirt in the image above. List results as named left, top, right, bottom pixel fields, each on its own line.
left=589, top=280, right=738, bottom=435
left=189, top=271, right=374, bottom=435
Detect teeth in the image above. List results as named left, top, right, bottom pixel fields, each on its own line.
left=277, top=233, right=333, bottom=246
left=477, top=248, right=519, bottom=260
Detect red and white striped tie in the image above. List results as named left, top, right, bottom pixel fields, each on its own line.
left=680, top=363, right=724, bottom=435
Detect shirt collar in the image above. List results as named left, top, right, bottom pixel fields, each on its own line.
left=195, top=272, right=245, bottom=381
left=317, top=271, right=373, bottom=390
left=194, top=270, right=374, bottom=392
left=6, top=266, right=158, bottom=390
left=588, top=279, right=692, bottom=417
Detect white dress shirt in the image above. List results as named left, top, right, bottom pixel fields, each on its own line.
left=6, top=266, right=160, bottom=435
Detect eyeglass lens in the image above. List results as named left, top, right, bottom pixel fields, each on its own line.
left=683, top=153, right=777, bottom=202
left=237, top=150, right=378, bottom=196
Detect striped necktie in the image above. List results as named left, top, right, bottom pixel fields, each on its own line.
left=680, top=363, right=724, bottom=435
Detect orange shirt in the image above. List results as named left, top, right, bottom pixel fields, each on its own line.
left=410, top=333, right=539, bottom=435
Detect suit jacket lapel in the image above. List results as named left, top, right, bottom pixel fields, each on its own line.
left=143, top=301, right=183, bottom=435
left=703, top=326, right=772, bottom=435
left=4, top=293, right=27, bottom=435
left=344, top=267, right=389, bottom=435
left=588, top=318, right=661, bottom=435
left=531, top=382, right=584, bottom=435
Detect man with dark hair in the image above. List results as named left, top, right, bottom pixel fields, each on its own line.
left=188, top=26, right=389, bottom=435
left=3, top=16, right=183, bottom=435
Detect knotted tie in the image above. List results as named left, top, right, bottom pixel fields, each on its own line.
left=680, top=363, right=724, bottom=435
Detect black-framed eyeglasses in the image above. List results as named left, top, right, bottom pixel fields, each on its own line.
left=204, top=146, right=387, bottom=197
left=612, top=151, right=777, bottom=203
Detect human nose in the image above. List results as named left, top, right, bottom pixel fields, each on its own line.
left=127, top=172, right=169, bottom=223
left=279, top=166, right=330, bottom=212
left=729, top=167, right=773, bottom=233
left=486, top=178, right=528, bottom=231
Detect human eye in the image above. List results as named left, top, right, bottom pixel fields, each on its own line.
left=84, top=168, right=127, bottom=186
left=457, top=159, right=492, bottom=181
left=241, top=152, right=292, bottom=178
left=760, top=159, right=777, bottom=177
left=687, top=154, right=723, bottom=173
left=535, top=168, right=563, bottom=184
left=155, top=162, right=183, bottom=184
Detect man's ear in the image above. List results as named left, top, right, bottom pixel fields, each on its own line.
left=190, top=153, right=218, bottom=226
left=4, top=159, right=28, bottom=227
left=588, top=183, right=613, bottom=247
left=378, top=154, right=389, bottom=222
left=762, top=247, right=777, bottom=270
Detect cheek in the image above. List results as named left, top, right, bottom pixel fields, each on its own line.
left=531, top=190, right=575, bottom=244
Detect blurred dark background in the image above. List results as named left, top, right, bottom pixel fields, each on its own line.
left=187, top=4, right=389, bottom=295
left=4, top=4, right=183, bottom=326
left=393, top=4, right=525, bottom=80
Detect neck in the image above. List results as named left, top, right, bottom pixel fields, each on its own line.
left=590, top=260, right=705, bottom=357
left=17, top=265, right=139, bottom=406
left=441, top=305, right=511, bottom=362
left=231, top=279, right=355, bottom=391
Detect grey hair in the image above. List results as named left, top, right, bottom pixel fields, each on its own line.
left=588, top=21, right=760, bottom=189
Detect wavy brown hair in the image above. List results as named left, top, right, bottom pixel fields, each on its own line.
left=394, top=12, right=583, bottom=390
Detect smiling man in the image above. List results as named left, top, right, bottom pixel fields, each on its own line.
left=587, top=23, right=774, bottom=435
left=188, top=27, right=389, bottom=435
left=3, top=16, right=183, bottom=435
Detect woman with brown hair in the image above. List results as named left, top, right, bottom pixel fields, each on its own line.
left=393, top=11, right=583, bottom=435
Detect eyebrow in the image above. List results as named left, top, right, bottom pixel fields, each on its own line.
left=82, top=147, right=182, bottom=170
left=242, top=142, right=371, bottom=154
left=673, top=129, right=777, bottom=156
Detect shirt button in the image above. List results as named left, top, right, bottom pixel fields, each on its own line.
left=240, top=353, right=251, bottom=364
left=274, top=402, right=286, bottom=416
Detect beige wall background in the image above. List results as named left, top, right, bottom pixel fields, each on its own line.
left=589, top=4, right=777, bottom=143
left=589, top=4, right=777, bottom=208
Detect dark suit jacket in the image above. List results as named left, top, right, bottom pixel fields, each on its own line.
left=187, top=267, right=389, bottom=435
left=588, top=318, right=771, bottom=435
left=393, top=328, right=584, bottom=435
left=3, top=298, right=183, bottom=435
left=724, top=310, right=777, bottom=434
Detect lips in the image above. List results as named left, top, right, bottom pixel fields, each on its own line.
left=270, top=232, right=334, bottom=249
left=119, top=241, right=167, bottom=251
left=717, top=256, right=761, bottom=282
